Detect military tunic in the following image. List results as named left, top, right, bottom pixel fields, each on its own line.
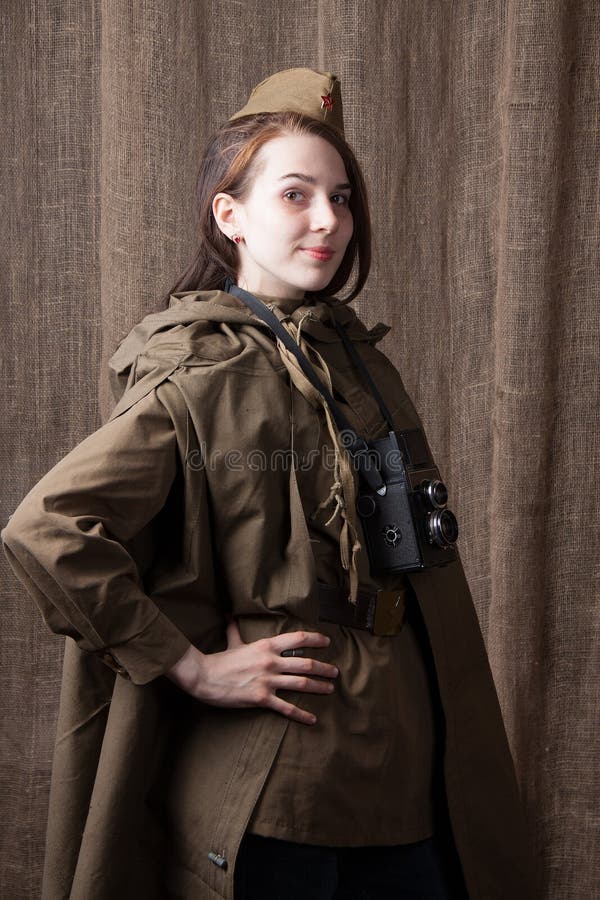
left=244, top=292, right=437, bottom=845
left=2, top=288, right=539, bottom=899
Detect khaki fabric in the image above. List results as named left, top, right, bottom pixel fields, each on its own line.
left=228, top=67, right=345, bottom=133
left=2, top=2, right=599, bottom=898
left=244, top=293, right=436, bottom=845
left=3, top=290, right=536, bottom=898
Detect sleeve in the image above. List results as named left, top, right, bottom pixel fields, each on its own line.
left=1, top=387, right=193, bottom=685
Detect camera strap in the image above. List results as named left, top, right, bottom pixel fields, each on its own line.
left=223, top=278, right=393, bottom=493
left=329, top=316, right=395, bottom=432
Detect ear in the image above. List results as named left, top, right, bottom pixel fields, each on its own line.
left=212, top=192, right=239, bottom=240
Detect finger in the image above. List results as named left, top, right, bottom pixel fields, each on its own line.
left=268, top=695, right=318, bottom=726
left=271, top=630, right=331, bottom=655
left=272, top=674, right=336, bottom=694
left=277, top=655, right=339, bottom=679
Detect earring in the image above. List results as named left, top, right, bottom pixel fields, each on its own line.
left=232, top=233, right=243, bottom=244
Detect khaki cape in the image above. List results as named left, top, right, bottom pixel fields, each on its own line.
left=2, top=289, right=539, bottom=899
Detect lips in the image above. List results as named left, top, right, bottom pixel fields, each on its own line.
left=302, top=247, right=334, bottom=261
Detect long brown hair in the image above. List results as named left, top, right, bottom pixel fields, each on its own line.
left=161, top=111, right=371, bottom=306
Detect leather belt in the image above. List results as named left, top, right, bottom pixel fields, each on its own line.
left=316, top=581, right=407, bottom=636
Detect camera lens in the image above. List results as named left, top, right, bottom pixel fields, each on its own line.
left=419, top=479, right=448, bottom=509
left=427, top=509, right=459, bottom=547
left=440, top=510, right=459, bottom=543
left=431, top=480, right=448, bottom=507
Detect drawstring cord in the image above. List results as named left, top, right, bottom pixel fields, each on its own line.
left=275, top=313, right=362, bottom=605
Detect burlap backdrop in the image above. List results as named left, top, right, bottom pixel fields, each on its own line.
left=1, top=1, right=598, bottom=897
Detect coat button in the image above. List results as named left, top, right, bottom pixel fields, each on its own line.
left=208, top=850, right=228, bottom=870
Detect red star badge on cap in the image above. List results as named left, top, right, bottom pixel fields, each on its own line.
left=320, top=93, right=334, bottom=111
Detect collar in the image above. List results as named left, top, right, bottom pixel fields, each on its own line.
left=216, top=289, right=390, bottom=345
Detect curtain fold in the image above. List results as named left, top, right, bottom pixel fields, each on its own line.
left=1, top=2, right=597, bottom=897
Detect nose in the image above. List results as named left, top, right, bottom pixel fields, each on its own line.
left=309, top=195, right=341, bottom=233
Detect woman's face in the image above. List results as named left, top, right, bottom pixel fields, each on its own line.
left=216, top=133, right=354, bottom=300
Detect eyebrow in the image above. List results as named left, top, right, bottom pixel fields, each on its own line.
left=278, top=172, right=352, bottom=191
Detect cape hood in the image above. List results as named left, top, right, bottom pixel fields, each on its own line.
left=108, top=288, right=392, bottom=409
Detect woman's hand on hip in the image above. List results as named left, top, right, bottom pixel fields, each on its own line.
left=165, top=617, right=338, bottom=726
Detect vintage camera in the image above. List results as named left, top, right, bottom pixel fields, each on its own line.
left=354, top=427, right=459, bottom=576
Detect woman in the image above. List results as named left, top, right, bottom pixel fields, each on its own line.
left=2, top=69, right=537, bottom=899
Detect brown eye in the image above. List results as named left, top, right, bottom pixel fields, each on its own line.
left=284, top=191, right=303, bottom=201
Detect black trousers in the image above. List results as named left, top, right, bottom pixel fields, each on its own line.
left=233, top=832, right=464, bottom=899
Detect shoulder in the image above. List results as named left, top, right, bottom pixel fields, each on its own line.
left=326, top=297, right=392, bottom=346
left=109, top=292, right=281, bottom=407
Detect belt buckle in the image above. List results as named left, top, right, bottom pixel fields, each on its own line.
left=373, top=589, right=406, bottom=636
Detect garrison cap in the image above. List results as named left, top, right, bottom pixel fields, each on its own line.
left=228, top=67, right=345, bottom=136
